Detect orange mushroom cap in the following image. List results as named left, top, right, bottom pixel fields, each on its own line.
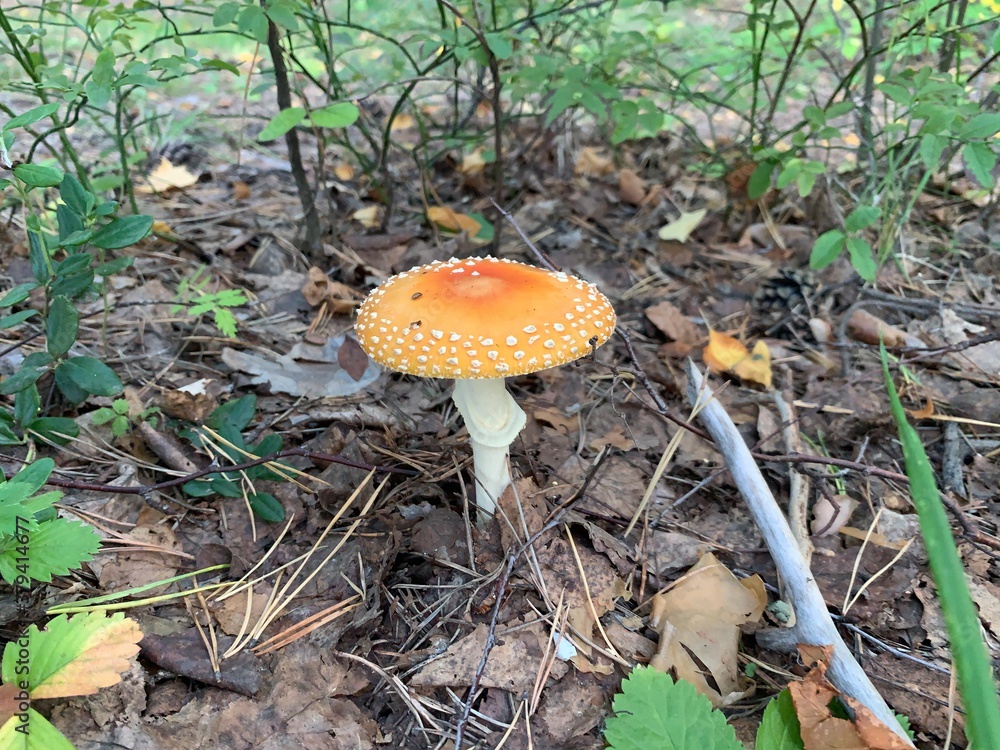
left=355, top=256, right=616, bottom=379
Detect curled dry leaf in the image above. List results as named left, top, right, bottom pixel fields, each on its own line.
left=427, top=206, right=482, bottom=236
left=789, top=645, right=913, bottom=750
left=618, top=168, right=646, bottom=205
left=301, top=266, right=363, bottom=314
left=458, top=149, right=486, bottom=176
left=648, top=552, right=766, bottom=706
left=846, top=309, right=920, bottom=348
left=703, top=329, right=773, bottom=389
left=574, top=146, right=614, bottom=177
left=645, top=300, right=700, bottom=353
left=352, top=206, right=381, bottom=228
left=811, top=493, right=859, bottom=537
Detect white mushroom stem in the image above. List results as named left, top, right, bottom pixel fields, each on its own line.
left=451, top=378, right=526, bottom=517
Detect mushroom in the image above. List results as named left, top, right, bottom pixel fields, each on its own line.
left=354, top=256, right=616, bottom=518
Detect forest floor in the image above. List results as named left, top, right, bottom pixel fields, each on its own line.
left=1, top=81, right=1000, bottom=750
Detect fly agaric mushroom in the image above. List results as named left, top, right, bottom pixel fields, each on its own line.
left=354, top=256, right=616, bottom=517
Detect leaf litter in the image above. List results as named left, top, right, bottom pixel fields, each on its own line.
left=1, top=65, right=999, bottom=750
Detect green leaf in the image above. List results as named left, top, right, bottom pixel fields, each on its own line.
left=748, top=161, right=776, bottom=200
left=46, top=295, right=79, bottom=357
left=58, top=356, right=123, bottom=397
left=1, top=310, right=38, bottom=329
left=14, top=163, right=64, bottom=188
left=258, top=107, right=306, bottom=141
left=213, top=1, right=240, bottom=26
left=90, top=215, right=154, bottom=249
left=604, top=667, right=741, bottom=750
left=756, top=691, right=803, bottom=750
left=484, top=32, right=514, bottom=59
left=7, top=458, right=55, bottom=495
left=0, top=283, right=39, bottom=308
left=95, top=256, right=134, bottom=276
left=208, top=394, right=257, bottom=433
left=13, top=385, right=40, bottom=428
left=919, top=134, right=946, bottom=170
left=28, top=230, right=50, bottom=284
left=26, top=417, right=79, bottom=445
left=214, top=308, right=238, bottom=337
left=59, top=173, right=93, bottom=217
left=843, top=205, right=880, bottom=233
left=309, top=102, right=360, bottom=129
left=846, top=236, right=877, bottom=282
left=249, top=492, right=285, bottom=523
left=264, top=1, right=300, bottom=30
left=809, top=230, right=845, bottom=270
left=958, top=113, right=1000, bottom=140
left=963, top=142, right=997, bottom=188
left=0, top=365, right=45, bottom=395
left=54, top=361, right=88, bottom=404
left=881, top=345, right=1000, bottom=748
left=89, top=407, right=118, bottom=426
left=182, top=479, right=216, bottom=498
left=3, top=103, right=60, bottom=132
left=0, top=708, right=75, bottom=750
left=0, top=518, right=100, bottom=584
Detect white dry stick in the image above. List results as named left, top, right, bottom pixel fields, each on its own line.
left=772, top=389, right=814, bottom=565
left=685, top=360, right=913, bottom=746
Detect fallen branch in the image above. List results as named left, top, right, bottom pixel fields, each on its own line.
left=684, top=359, right=913, bottom=746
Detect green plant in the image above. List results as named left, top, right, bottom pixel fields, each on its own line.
left=171, top=267, right=248, bottom=338
left=881, top=343, right=1000, bottom=748
left=0, top=457, right=101, bottom=586
left=179, top=395, right=288, bottom=523
left=0, top=612, right=142, bottom=747
left=603, top=667, right=741, bottom=750
left=90, top=398, right=159, bottom=438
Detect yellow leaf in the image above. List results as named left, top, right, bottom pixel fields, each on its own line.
left=657, top=208, right=707, bottom=242
left=334, top=163, right=355, bottom=180
left=732, top=339, right=773, bottom=389
left=459, top=150, right=486, bottom=176
left=427, top=206, right=481, bottom=235
left=353, top=206, right=381, bottom=228
left=150, top=220, right=173, bottom=235
left=703, top=329, right=748, bottom=373
left=29, top=613, right=143, bottom=700
left=390, top=113, right=415, bottom=131
left=136, top=157, right=199, bottom=194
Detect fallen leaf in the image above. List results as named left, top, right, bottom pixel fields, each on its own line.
left=731, top=339, right=773, bottom=389
left=459, top=150, right=486, bottom=175
left=301, top=266, right=362, bottom=313
left=649, top=553, right=765, bottom=706
left=811, top=494, right=858, bottom=536
left=907, top=397, right=935, bottom=419
left=337, top=336, right=370, bottom=381
left=334, top=163, right=355, bottom=180
left=703, top=329, right=749, bottom=373
left=645, top=300, right=700, bottom=346
left=352, top=206, right=381, bottom=228
left=390, top=113, right=415, bottom=130
left=27, top=613, right=143, bottom=699
left=574, top=146, right=614, bottom=177
left=136, top=157, right=199, bottom=194
left=232, top=181, right=251, bottom=200
left=618, top=168, right=646, bottom=205
left=427, top=206, right=482, bottom=235
left=151, top=220, right=174, bottom=235
left=789, top=645, right=912, bottom=750
left=846, top=309, right=919, bottom=348
left=657, top=208, right=707, bottom=242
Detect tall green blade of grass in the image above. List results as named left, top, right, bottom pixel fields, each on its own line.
left=881, top=343, right=1000, bottom=748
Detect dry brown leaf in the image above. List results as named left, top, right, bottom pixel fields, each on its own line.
left=646, top=300, right=700, bottom=347
left=136, top=157, right=199, bottom=194
left=618, top=168, right=646, bottom=205
left=790, top=645, right=912, bottom=750
left=846, top=309, right=915, bottom=347
left=811, top=494, right=859, bottom=536
left=233, top=181, right=251, bottom=200
left=390, top=113, right=415, bottom=130
left=301, top=266, right=362, bottom=313
left=574, top=146, right=614, bottom=177
left=334, top=163, right=355, bottom=180
left=648, top=553, right=765, bottom=705
left=427, top=206, right=481, bottom=235
left=588, top=424, right=635, bottom=452
left=906, top=397, right=935, bottom=419
left=534, top=405, right=580, bottom=433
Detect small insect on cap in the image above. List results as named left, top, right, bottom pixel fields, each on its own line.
left=355, top=256, right=616, bottom=379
